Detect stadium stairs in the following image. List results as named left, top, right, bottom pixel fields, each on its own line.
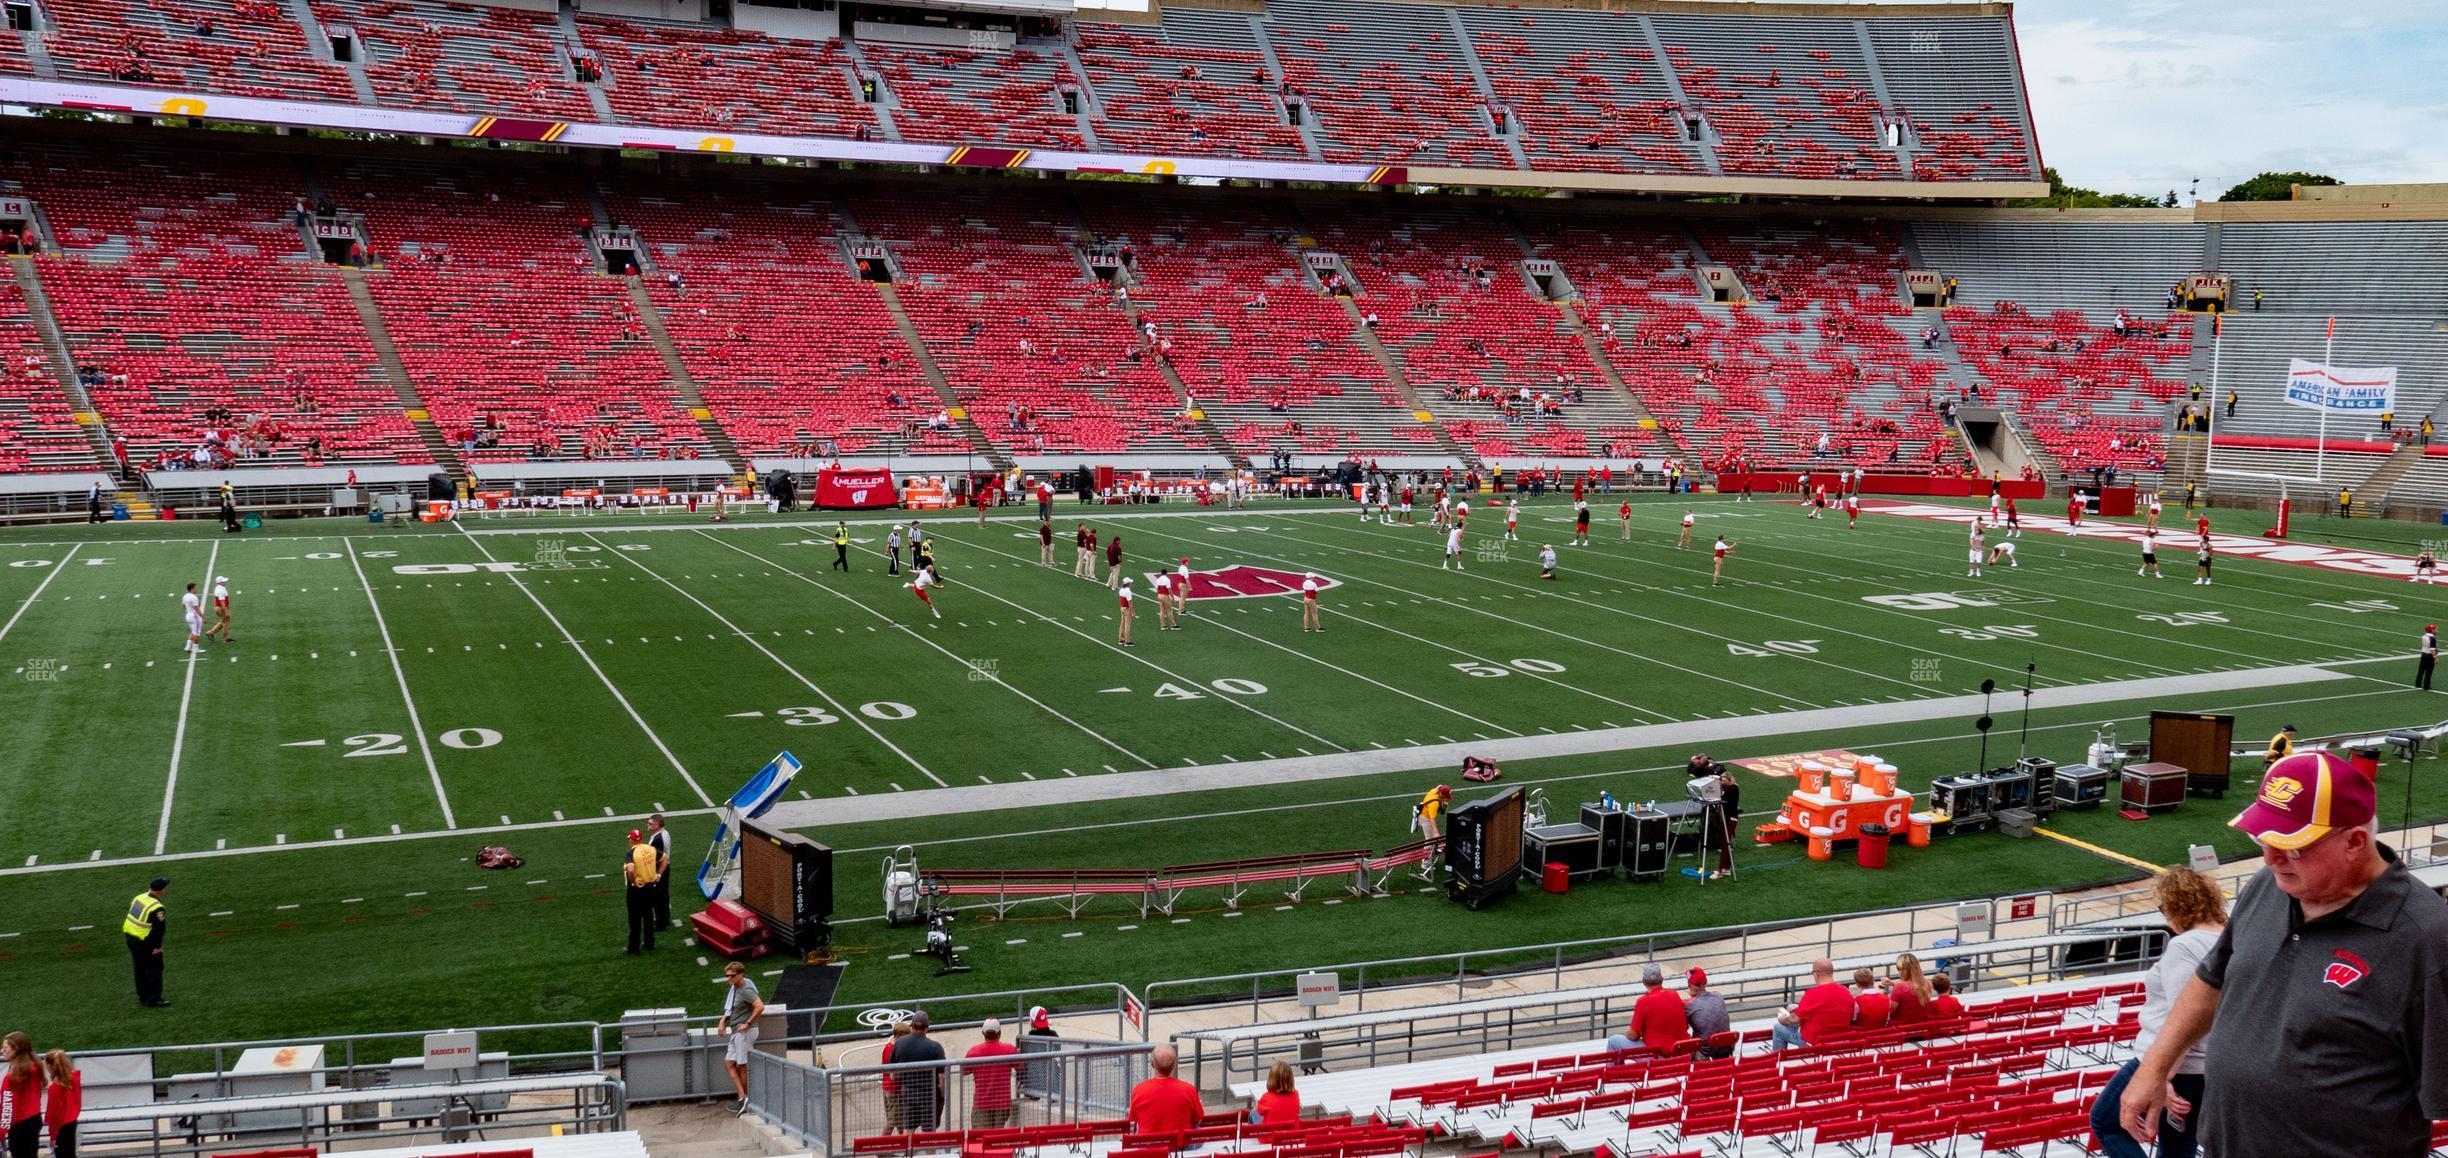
left=342, top=266, right=468, bottom=485
left=873, top=282, right=1011, bottom=470
left=5, top=254, right=114, bottom=471
left=1107, top=284, right=1248, bottom=469
left=618, top=275, right=748, bottom=473
left=1337, top=293, right=1477, bottom=467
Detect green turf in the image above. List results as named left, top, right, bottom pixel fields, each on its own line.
left=3, top=494, right=2444, bottom=1052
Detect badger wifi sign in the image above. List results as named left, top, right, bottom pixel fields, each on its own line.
left=2285, top=359, right=2396, bottom=414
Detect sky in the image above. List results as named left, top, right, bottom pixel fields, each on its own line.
left=2008, top=0, right=2448, bottom=200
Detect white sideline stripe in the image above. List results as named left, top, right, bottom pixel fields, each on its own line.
left=587, top=532, right=947, bottom=787
left=0, top=543, right=79, bottom=647
left=457, top=522, right=711, bottom=806
left=944, top=534, right=1527, bottom=738
left=694, top=531, right=1155, bottom=771
left=1, top=668, right=2393, bottom=881
left=348, top=539, right=456, bottom=830
left=154, top=541, right=217, bottom=856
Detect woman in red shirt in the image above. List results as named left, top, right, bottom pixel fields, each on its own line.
left=0, top=1032, right=40, bottom=1158
left=1887, top=952, right=1935, bottom=1026
left=40, top=1052, right=75, bottom=1158
left=1252, top=1060, right=1302, bottom=1125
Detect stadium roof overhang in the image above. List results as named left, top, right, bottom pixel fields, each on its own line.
left=1, top=77, right=2044, bottom=202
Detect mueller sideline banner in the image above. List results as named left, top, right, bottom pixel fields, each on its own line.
left=814, top=468, right=896, bottom=509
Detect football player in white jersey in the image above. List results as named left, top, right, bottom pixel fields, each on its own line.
left=181, top=582, right=205, bottom=653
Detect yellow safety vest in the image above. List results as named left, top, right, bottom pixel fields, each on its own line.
left=122, top=892, right=163, bottom=939
left=2268, top=732, right=2294, bottom=761
left=629, top=843, right=661, bottom=886
left=834, top=528, right=849, bottom=546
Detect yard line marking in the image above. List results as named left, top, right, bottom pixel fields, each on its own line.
left=154, top=541, right=219, bottom=855
left=591, top=532, right=947, bottom=787
left=0, top=543, right=78, bottom=647
left=1116, top=520, right=1672, bottom=720
left=459, top=524, right=710, bottom=806
left=345, top=540, right=456, bottom=830
left=698, top=532, right=1154, bottom=770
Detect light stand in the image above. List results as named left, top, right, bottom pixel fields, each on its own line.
left=2015, top=663, right=2038, bottom=761
left=1976, top=678, right=1997, bottom=771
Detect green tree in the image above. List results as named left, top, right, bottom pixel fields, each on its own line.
left=2006, top=167, right=2163, bottom=209
left=2218, top=171, right=2341, bottom=201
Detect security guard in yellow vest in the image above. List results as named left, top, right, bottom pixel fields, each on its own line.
left=2264, top=723, right=2298, bottom=767
left=123, top=877, right=170, bottom=1007
left=832, top=522, right=852, bottom=572
left=624, top=831, right=661, bottom=955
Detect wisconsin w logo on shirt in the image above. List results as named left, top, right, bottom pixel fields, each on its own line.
left=2324, top=949, right=2369, bottom=990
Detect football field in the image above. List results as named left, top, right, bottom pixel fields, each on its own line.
left=4, top=493, right=2445, bottom=1048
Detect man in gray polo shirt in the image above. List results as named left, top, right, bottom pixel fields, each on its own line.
left=2120, top=751, right=2448, bottom=1156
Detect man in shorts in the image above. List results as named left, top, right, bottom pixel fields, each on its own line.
left=1968, top=520, right=1987, bottom=578
left=1443, top=523, right=1466, bottom=571
left=2139, top=530, right=2162, bottom=578
left=1844, top=492, right=1860, bottom=530
left=1986, top=538, right=2018, bottom=569
left=1504, top=498, right=1520, bottom=541
left=906, top=565, right=942, bottom=619
left=1573, top=501, right=1591, bottom=546
left=2414, top=549, right=2438, bottom=585
left=2003, top=497, right=2021, bottom=537
left=716, top=962, right=764, bottom=1115
left=2195, top=538, right=2214, bottom=585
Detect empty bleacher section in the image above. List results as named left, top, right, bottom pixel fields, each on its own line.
left=1650, top=12, right=1900, bottom=180
left=2219, top=221, right=2448, bottom=318
left=3, top=146, right=425, bottom=470
left=1861, top=16, right=2038, bottom=181
left=324, top=158, right=704, bottom=462
left=603, top=182, right=966, bottom=460
left=1224, top=977, right=2144, bottom=1157
left=1909, top=219, right=2203, bottom=479
left=1256, top=0, right=1511, bottom=169
left=1687, top=221, right=1959, bottom=467
left=321, top=0, right=597, bottom=119
left=574, top=16, right=877, bottom=137
left=1077, top=192, right=1417, bottom=460
left=19, top=0, right=2043, bottom=186
left=1454, top=11, right=1698, bottom=177
left=854, top=186, right=1197, bottom=457
left=0, top=277, right=98, bottom=474
left=1070, top=12, right=1312, bottom=161
left=1307, top=207, right=1649, bottom=461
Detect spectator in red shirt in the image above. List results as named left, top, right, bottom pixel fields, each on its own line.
left=1251, top=1059, right=1302, bottom=1125
left=1852, top=968, right=1891, bottom=1030
left=1127, top=1045, right=1204, bottom=1135
left=1888, top=953, right=1935, bottom=1025
left=39, top=1052, right=74, bottom=1158
left=1770, top=959, right=1853, bottom=1050
left=1928, top=973, right=1964, bottom=1020
left=1608, top=962, right=1689, bottom=1054
left=964, top=1019, right=1022, bottom=1128
left=1, top=1032, right=39, bottom=1158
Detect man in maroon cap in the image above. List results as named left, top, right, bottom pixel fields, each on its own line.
left=2121, top=751, right=2448, bottom=1157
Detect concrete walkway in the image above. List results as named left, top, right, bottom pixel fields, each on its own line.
left=758, top=664, right=2349, bottom=831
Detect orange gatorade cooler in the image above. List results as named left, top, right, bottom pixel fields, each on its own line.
left=1864, top=762, right=1898, bottom=796
left=1806, top=826, right=1835, bottom=861
left=1798, top=760, right=1828, bottom=794
left=1829, top=768, right=1857, bottom=801
left=1907, top=812, right=1934, bottom=848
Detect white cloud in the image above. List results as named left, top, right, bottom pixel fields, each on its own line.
left=2012, top=0, right=2448, bottom=197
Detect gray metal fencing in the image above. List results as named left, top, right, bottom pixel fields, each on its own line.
left=748, top=1042, right=1159, bottom=1153
left=74, top=1073, right=625, bottom=1158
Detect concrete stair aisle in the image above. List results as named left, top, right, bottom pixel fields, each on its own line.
left=1551, top=297, right=1675, bottom=450
left=2353, top=443, right=2425, bottom=513
left=619, top=277, right=746, bottom=473
left=1336, top=296, right=1474, bottom=467
left=338, top=267, right=466, bottom=485
left=1110, top=289, right=1247, bottom=468
left=874, top=283, right=1011, bottom=470
left=9, top=254, right=118, bottom=472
